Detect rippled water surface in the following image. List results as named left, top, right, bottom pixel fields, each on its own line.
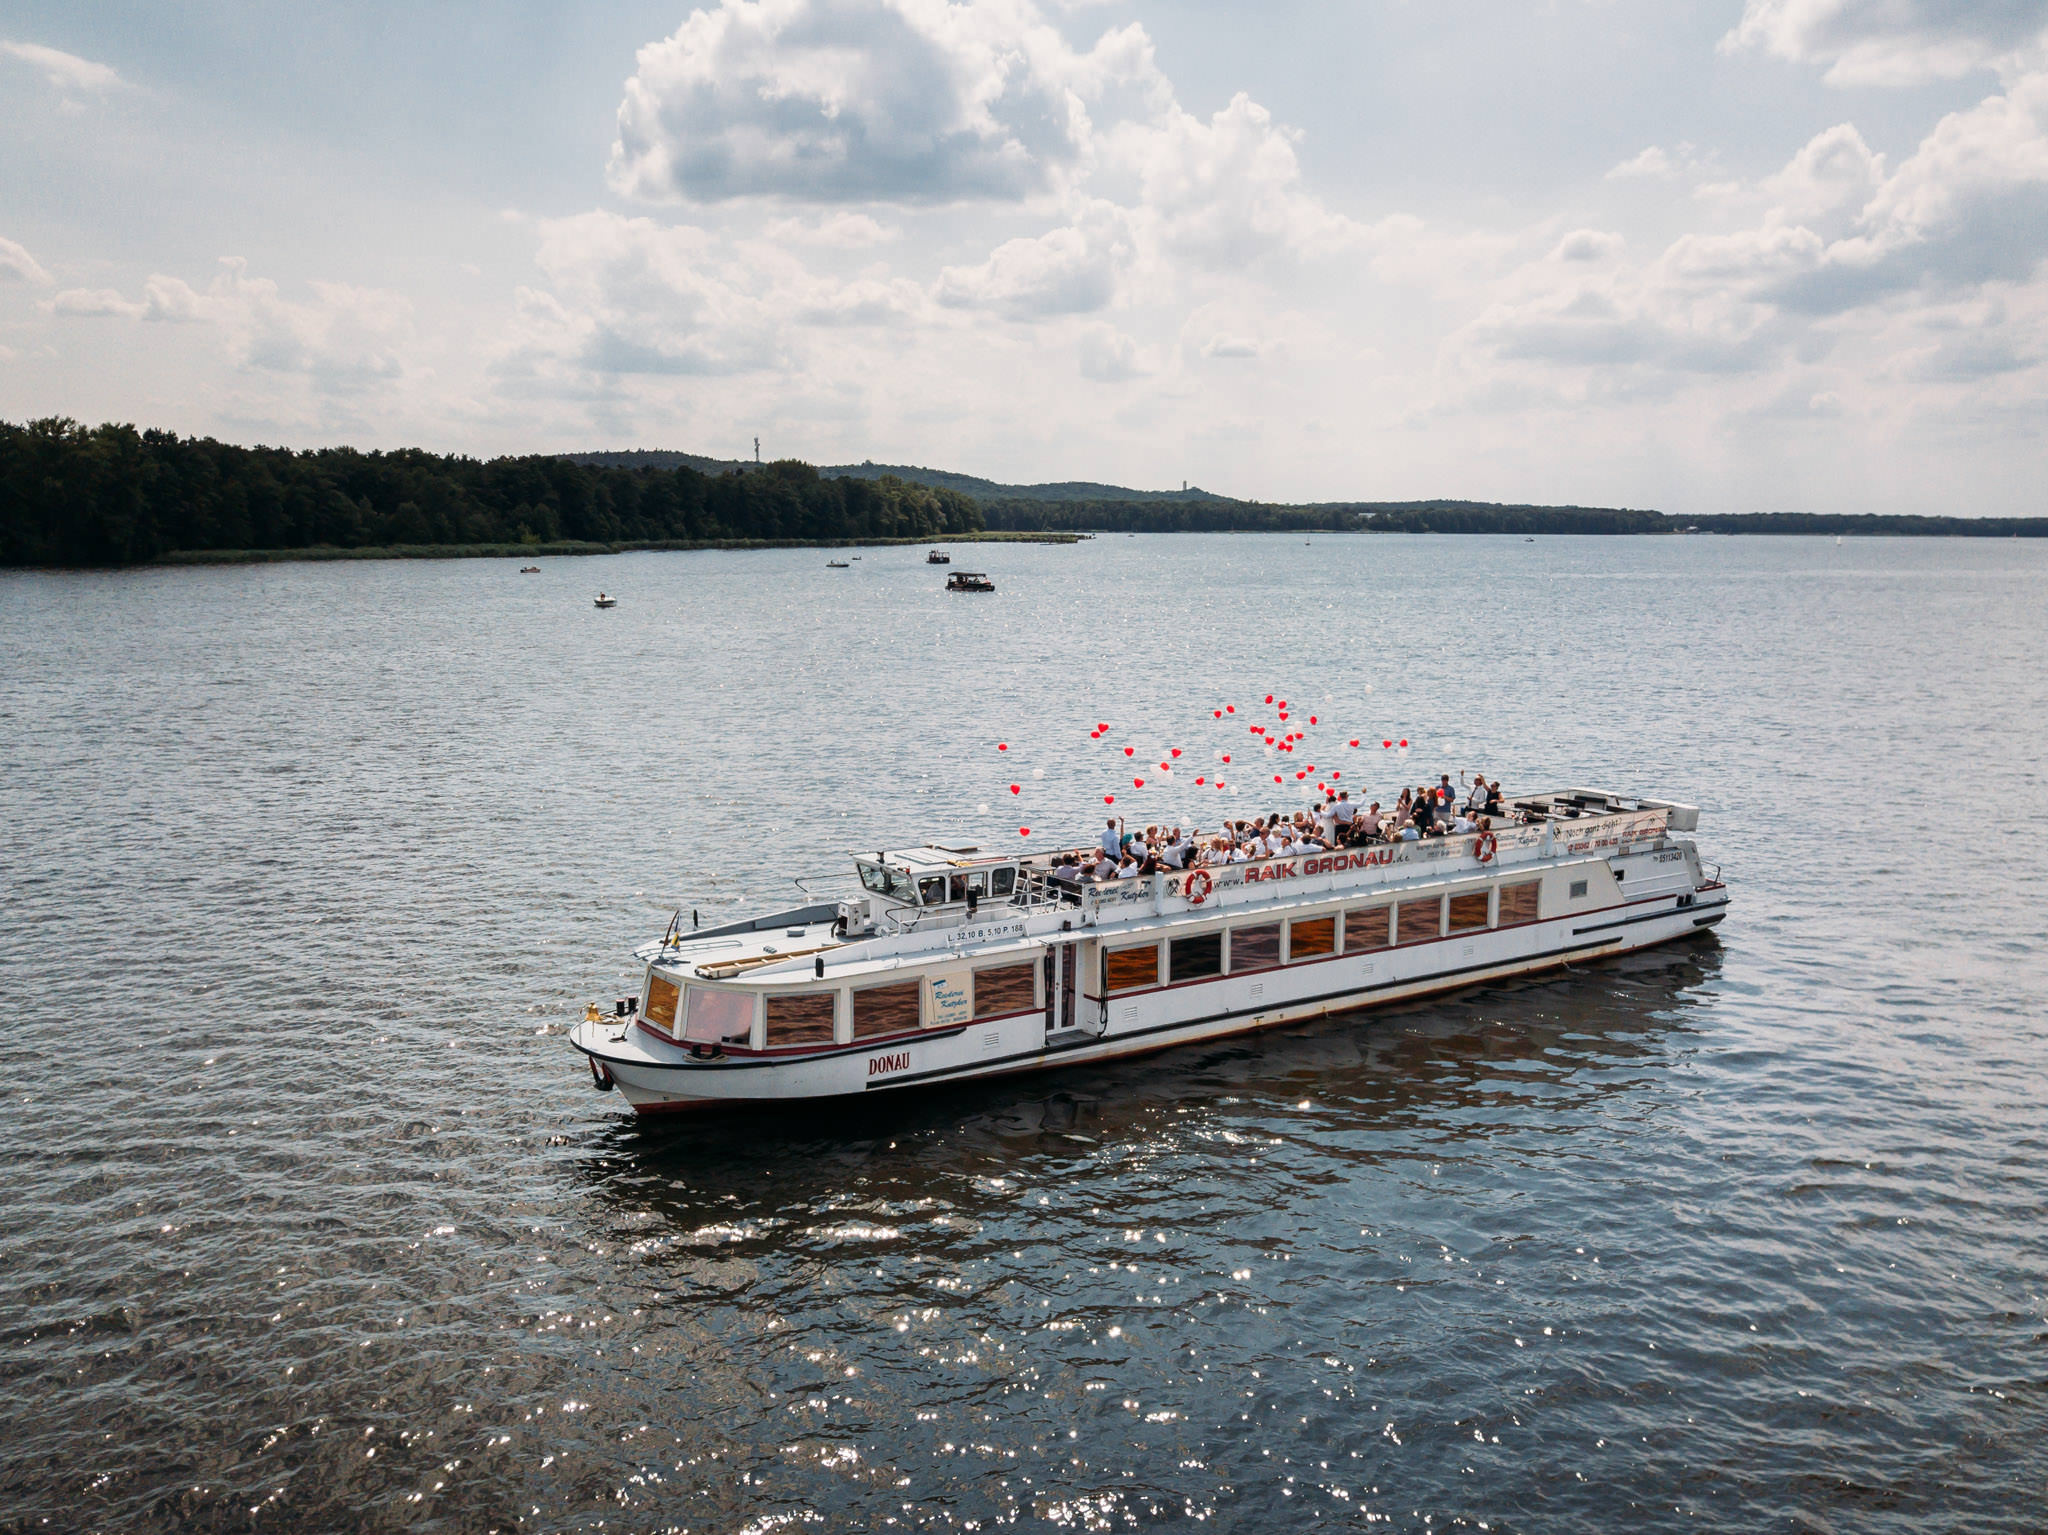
left=4, top=534, right=2046, bottom=1533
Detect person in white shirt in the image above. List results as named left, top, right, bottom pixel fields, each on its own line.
left=1100, top=818, right=1122, bottom=858
left=1334, top=792, right=1356, bottom=837
left=1466, top=775, right=1489, bottom=816
left=1162, top=830, right=1189, bottom=869
left=1359, top=802, right=1383, bottom=839
left=1316, top=798, right=1338, bottom=844
left=1450, top=812, right=1477, bottom=834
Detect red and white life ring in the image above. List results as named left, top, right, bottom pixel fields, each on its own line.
left=1184, top=869, right=1214, bottom=906
left=1473, top=831, right=1497, bottom=864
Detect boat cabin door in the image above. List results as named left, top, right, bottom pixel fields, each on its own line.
left=1044, top=938, right=1102, bottom=1038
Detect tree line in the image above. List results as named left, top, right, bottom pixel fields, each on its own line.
left=7, top=417, right=2043, bottom=567
left=0, top=418, right=984, bottom=566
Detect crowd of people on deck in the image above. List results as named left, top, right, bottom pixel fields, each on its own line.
left=1034, top=775, right=1511, bottom=887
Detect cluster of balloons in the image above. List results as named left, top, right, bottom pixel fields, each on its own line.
left=982, top=693, right=1414, bottom=840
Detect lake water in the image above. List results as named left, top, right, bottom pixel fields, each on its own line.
left=3, top=534, right=2045, bottom=1533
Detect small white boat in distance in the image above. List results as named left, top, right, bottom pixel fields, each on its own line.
left=593, top=593, right=617, bottom=608
left=572, top=787, right=1728, bottom=1113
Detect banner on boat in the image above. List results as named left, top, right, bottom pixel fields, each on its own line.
left=1087, top=810, right=1671, bottom=908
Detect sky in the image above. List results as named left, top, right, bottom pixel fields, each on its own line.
left=2, top=0, right=2045, bottom=514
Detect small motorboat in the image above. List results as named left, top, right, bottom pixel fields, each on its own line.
left=594, top=593, right=618, bottom=608
left=826, top=560, right=850, bottom=568
left=926, top=549, right=951, bottom=564
left=945, top=571, right=995, bottom=593
left=520, top=565, right=541, bottom=573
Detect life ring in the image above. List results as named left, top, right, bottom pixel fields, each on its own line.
left=1184, top=869, right=1213, bottom=906
left=1473, top=831, right=1497, bottom=864
left=588, top=1055, right=614, bottom=1092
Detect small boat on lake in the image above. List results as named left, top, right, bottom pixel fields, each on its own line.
left=520, top=565, right=541, bottom=573
left=572, top=787, right=1727, bottom=1112
left=593, top=593, right=617, bottom=608
left=926, top=550, right=951, bottom=564
left=826, top=560, right=850, bottom=568
left=945, top=571, right=995, bottom=592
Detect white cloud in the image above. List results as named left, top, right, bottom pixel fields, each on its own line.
left=608, top=0, right=1148, bottom=204
left=935, top=203, right=1132, bottom=317
left=1721, top=0, right=2048, bottom=86
left=1076, top=324, right=1146, bottom=380
left=1608, top=146, right=1676, bottom=181
left=0, top=234, right=51, bottom=284
left=763, top=211, right=899, bottom=246
left=0, top=39, right=122, bottom=94
left=48, top=258, right=416, bottom=391
left=1553, top=229, right=1625, bottom=263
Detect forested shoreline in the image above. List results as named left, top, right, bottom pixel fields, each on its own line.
left=5, top=417, right=2043, bottom=567
left=0, top=418, right=984, bottom=567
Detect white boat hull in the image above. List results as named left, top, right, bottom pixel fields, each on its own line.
left=572, top=888, right=1727, bottom=1113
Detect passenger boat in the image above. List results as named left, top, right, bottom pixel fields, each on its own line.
left=826, top=560, right=850, bottom=568
left=927, top=549, right=951, bottom=564
left=945, top=571, right=995, bottom=592
left=571, top=788, right=1728, bottom=1112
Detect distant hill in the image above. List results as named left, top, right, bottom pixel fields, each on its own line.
left=559, top=450, right=1235, bottom=504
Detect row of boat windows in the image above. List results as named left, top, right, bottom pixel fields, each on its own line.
left=858, top=862, right=1018, bottom=906
left=643, top=959, right=1042, bottom=1050
left=1103, top=880, right=1541, bottom=993
left=645, top=878, right=1546, bottom=1049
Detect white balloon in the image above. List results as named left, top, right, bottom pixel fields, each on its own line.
left=1031, top=768, right=1045, bottom=778
left=977, top=803, right=989, bottom=814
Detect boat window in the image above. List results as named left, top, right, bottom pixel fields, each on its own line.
left=1288, top=916, right=1336, bottom=961
left=1447, top=891, right=1490, bottom=933
left=1396, top=897, right=1443, bottom=946
left=974, top=961, right=1037, bottom=1017
left=643, top=972, right=681, bottom=1031
left=1498, top=881, right=1541, bottom=926
left=917, top=876, right=946, bottom=905
left=1230, top=923, right=1282, bottom=973
left=858, top=862, right=891, bottom=897
left=1169, top=932, right=1222, bottom=983
left=683, top=986, right=755, bottom=1045
left=1104, top=943, right=1160, bottom=994
left=765, top=991, right=835, bottom=1048
left=949, top=873, right=984, bottom=903
left=989, top=867, right=1016, bottom=898
left=853, top=980, right=921, bottom=1038
left=1568, top=878, right=1589, bottom=899
left=1344, top=906, right=1391, bottom=952
left=888, top=868, right=919, bottom=904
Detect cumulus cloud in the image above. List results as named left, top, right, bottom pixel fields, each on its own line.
left=935, top=203, right=1132, bottom=317
left=0, top=234, right=51, bottom=284
left=1721, top=0, right=2048, bottom=86
left=49, top=258, right=415, bottom=391
left=1, top=39, right=122, bottom=94
left=1076, top=324, right=1146, bottom=380
left=609, top=0, right=1148, bottom=204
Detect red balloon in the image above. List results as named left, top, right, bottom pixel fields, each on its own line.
left=1217, top=779, right=1226, bottom=787
left=1134, top=777, right=1144, bottom=787
left=1158, top=762, right=1169, bottom=771
left=1332, top=770, right=1341, bottom=779
left=1124, top=746, right=1135, bottom=757
left=1349, top=739, right=1360, bottom=747
left=1019, top=827, right=1031, bottom=836
left=1296, top=771, right=1307, bottom=780
left=1091, top=730, right=1101, bottom=738
left=1400, top=739, right=1409, bottom=747
left=1279, top=712, right=1289, bottom=721
left=1213, top=709, right=1222, bottom=718
left=1264, top=694, right=1274, bottom=703
left=1195, top=776, right=1206, bottom=785
left=1097, top=723, right=1108, bottom=731
left=1221, top=753, right=1231, bottom=763
left=1382, top=740, right=1392, bottom=748
left=1170, top=748, right=1181, bottom=758
left=1009, top=784, right=1020, bottom=794
left=1225, top=705, right=1235, bottom=714
left=997, top=743, right=1008, bottom=751
left=1104, top=795, right=1115, bottom=804
left=1309, top=716, right=1317, bottom=725
left=1273, top=774, right=1283, bottom=783
left=1306, top=764, right=1315, bottom=771
left=1280, top=699, right=1289, bottom=708
left=1251, top=725, right=1263, bottom=734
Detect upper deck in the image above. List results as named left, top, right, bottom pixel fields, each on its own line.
left=632, top=788, right=1700, bottom=987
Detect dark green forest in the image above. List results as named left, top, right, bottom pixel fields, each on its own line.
left=5, top=417, right=2042, bottom=566
left=0, top=418, right=984, bottom=566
